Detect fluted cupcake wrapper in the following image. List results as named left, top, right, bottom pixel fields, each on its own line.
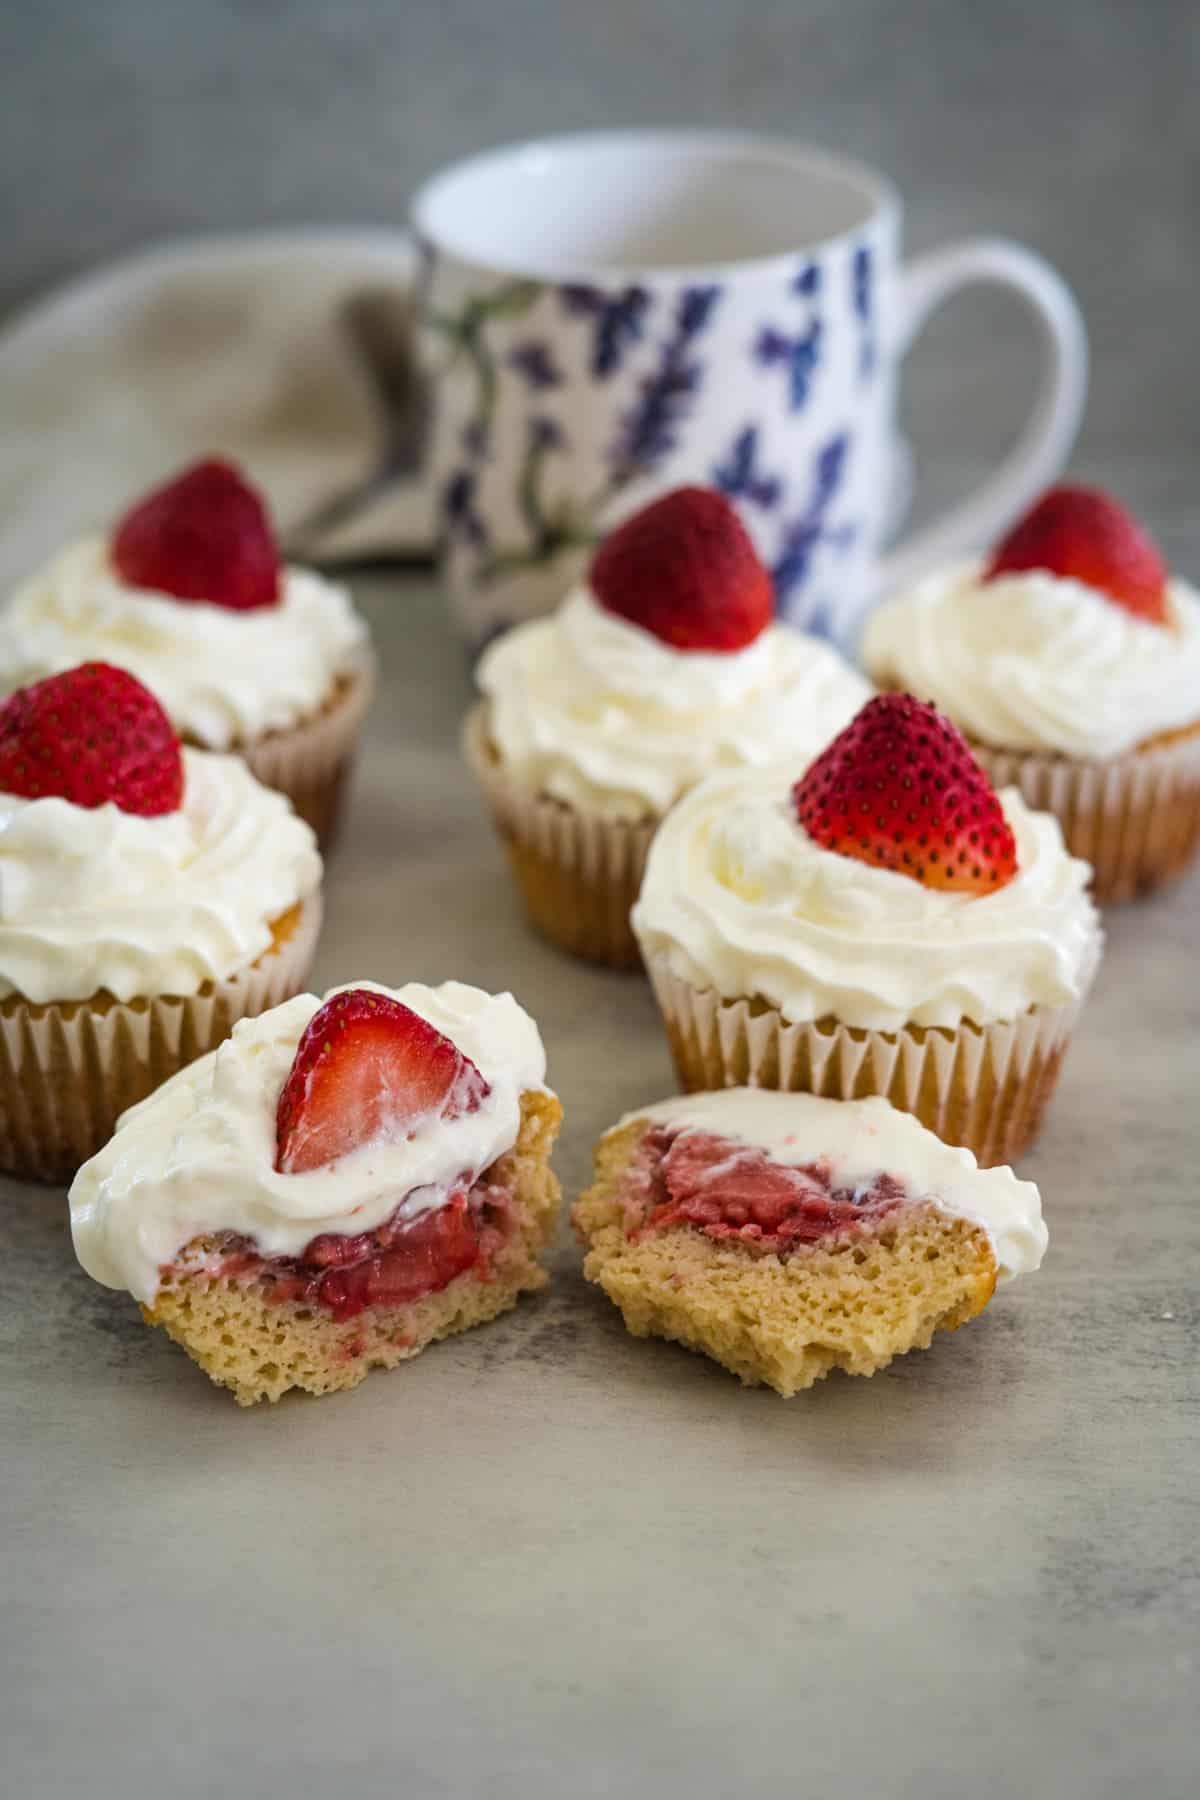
left=644, top=941, right=1101, bottom=1168
left=0, top=894, right=322, bottom=1185
left=241, top=660, right=376, bottom=849
left=973, top=728, right=1200, bottom=905
left=463, top=706, right=656, bottom=970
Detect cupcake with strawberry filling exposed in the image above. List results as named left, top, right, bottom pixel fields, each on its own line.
left=70, top=981, right=562, bottom=1405
left=463, top=485, right=870, bottom=968
left=0, top=459, right=374, bottom=845
left=0, top=662, right=322, bottom=1181
left=631, top=693, right=1102, bottom=1166
left=574, top=1088, right=1047, bottom=1395
left=863, top=484, right=1200, bottom=901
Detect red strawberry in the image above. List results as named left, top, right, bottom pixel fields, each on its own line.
left=984, top=484, right=1168, bottom=625
left=275, top=989, right=491, bottom=1175
left=313, top=1197, right=481, bottom=1321
left=0, top=662, right=183, bottom=816
left=793, top=693, right=1017, bottom=893
left=111, top=458, right=281, bottom=611
left=590, top=486, right=772, bottom=651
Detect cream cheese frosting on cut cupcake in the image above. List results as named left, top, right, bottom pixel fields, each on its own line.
left=70, top=980, right=547, bottom=1304
left=631, top=762, right=1100, bottom=1033
left=0, top=537, right=369, bottom=751
left=477, top=583, right=872, bottom=820
left=620, top=1088, right=1047, bottom=1279
left=863, top=560, right=1200, bottom=761
left=0, top=748, right=321, bottom=1004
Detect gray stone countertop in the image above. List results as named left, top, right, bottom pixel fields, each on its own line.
left=2, top=573, right=1197, bottom=1800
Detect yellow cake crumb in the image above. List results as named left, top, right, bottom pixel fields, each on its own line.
left=573, top=1117, right=998, bottom=1396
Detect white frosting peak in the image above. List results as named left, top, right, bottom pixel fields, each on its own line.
left=69, top=980, right=549, bottom=1303
left=631, top=763, right=1100, bottom=1031
left=863, top=559, right=1200, bottom=759
left=0, top=537, right=370, bottom=749
left=0, top=749, right=321, bottom=1003
left=620, top=1088, right=1046, bottom=1279
left=476, top=585, right=872, bottom=819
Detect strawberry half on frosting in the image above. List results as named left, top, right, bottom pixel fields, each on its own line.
left=69, top=982, right=562, bottom=1405
left=112, top=458, right=281, bottom=612
left=274, top=988, right=491, bottom=1174
left=793, top=692, right=1018, bottom=893
left=590, top=485, right=773, bottom=651
left=984, top=483, right=1169, bottom=626
left=0, top=661, right=184, bottom=816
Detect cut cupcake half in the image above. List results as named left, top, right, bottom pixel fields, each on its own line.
left=573, top=1088, right=1045, bottom=1396
left=70, top=981, right=561, bottom=1404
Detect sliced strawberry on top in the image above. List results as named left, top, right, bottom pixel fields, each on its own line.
left=275, top=989, right=491, bottom=1175
left=793, top=693, right=1017, bottom=893
left=589, top=485, right=772, bottom=651
left=0, top=662, right=183, bottom=815
left=983, top=483, right=1168, bottom=625
left=111, top=458, right=281, bottom=612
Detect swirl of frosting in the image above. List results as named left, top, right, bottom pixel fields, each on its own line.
left=631, top=764, right=1100, bottom=1031
left=476, top=586, right=872, bottom=818
left=0, top=538, right=371, bottom=749
left=621, top=1089, right=1047, bottom=1279
left=69, top=980, right=549, bottom=1303
left=0, top=749, right=322, bottom=1004
left=862, top=560, right=1200, bottom=760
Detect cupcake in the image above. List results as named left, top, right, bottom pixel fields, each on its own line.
left=70, top=980, right=562, bottom=1405
left=0, top=662, right=322, bottom=1181
left=0, top=459, right=374, bottom=845
left=863, top=484, right=1200, bottom=902
left=631, top=693, right=1102, bottom=1166
left=463, top=486, right=871, bottom=968
left=574, top=1087, right=1046, bottom=1395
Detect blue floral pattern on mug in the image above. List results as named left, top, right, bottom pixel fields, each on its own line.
left=422, top=217, right=894, bottom=654
left=753, top=265, right=824, bottom=413
left=771, top=431, right=857, bottom=633
left=560, top=284, right=651, bottom=378
left=712, top=425, right=782, bottom=511
left=441, top=467, right=488, bottom=550
left=792, top=260, right=822, bottom=299
left=507, top=341, right=563, bottom=389
left=852, top=243, right=875, bottom=380
left=610, top=284, right=722, bottom=481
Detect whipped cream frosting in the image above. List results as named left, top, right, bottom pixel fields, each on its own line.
left=862, top=560, right=1200, bottom=760
left=476, top=585, right=872, bottom=819
left=618, top=1088, right=1046, bottom=1279
left=70, top=980, right=549, bottom=1304
left=0, top=749, right=321, bottom=1004
left=631, top=764, right=1100, bottom=1031
left=0, top=537, right=371, bottom=749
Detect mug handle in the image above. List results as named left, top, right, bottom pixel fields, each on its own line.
left=871, top=239, right=1088, bottom=601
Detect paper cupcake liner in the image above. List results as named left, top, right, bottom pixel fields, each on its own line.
left=463, top=706, right=656, bottom=970
left=0, top=894, right=322, bottom=1185
left=644, top=944, right=1100, bottom=1167
left=972, top=726, right=1200, bottom=905
left=240, top=660, right=376, bottom=848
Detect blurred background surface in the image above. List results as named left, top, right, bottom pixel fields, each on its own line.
left=2, top=0, right=1197, bottom=549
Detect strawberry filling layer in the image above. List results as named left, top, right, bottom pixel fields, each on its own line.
left=176, top=1179, right=518, bottom=1322
left=622, top=1124, right=907, bottom=1253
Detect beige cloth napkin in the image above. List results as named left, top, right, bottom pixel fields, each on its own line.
left=0, top=229, right=434, bottom=593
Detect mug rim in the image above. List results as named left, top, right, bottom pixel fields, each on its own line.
left=411, top=128, right=900, bottom=282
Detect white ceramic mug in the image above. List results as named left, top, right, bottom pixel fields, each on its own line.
left=413, top=130, right=1086, bottom=651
